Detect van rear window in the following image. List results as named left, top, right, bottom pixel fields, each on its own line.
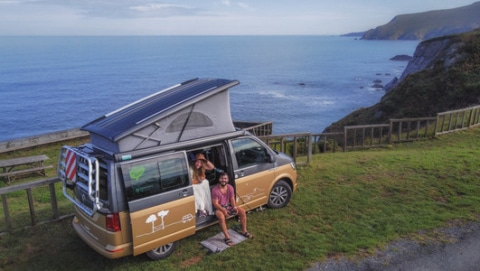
left=121, top=153, right=189, bottom=201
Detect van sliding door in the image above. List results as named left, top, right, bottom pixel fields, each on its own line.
left=120, top=152, right=195, bottom=256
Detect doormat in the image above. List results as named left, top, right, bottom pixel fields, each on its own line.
left=200, top=229, right=248, bottom=253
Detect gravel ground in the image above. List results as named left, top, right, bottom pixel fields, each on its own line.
left=307, top=221, right=480, bottom=271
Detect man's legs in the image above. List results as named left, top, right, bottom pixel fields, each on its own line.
left=215, top=210, right=231, bottom=242
left=237, top=207, right=253, bottom=238
left=236, top=207, right=247, bottom=233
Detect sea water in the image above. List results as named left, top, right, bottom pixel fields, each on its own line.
left=0, top=36, right=419, bottom=141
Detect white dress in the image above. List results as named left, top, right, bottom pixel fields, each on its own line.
left=192, top=179, right=213, bottom=215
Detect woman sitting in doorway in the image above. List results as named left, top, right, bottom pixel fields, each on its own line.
left=190, top=153, right=215, bottom=217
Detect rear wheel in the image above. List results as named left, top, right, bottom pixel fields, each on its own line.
left=267, top=180, right=292, bottom=208
left=145, top=241, right=177, bottom=260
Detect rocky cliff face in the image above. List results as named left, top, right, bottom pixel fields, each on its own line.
left=324, top=29, right=480, bottom=133
left=385, top=35, right=467, bottom=91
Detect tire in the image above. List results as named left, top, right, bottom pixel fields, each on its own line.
left=145, top=241, right=177, bottom=260
left=267, top=180, right=292, bottom=208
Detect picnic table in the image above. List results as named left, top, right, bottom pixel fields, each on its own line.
left=0, top=155, right=52, bottom=184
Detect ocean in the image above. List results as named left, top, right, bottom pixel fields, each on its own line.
left=0, top=36, right=419, bottom=142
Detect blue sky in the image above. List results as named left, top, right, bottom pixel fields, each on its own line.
left=0, top=0, right=476, bottom=35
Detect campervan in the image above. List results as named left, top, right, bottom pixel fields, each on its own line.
left=57, top=78, right=297, bottom=260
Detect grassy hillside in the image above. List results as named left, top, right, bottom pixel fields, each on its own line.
left=362, top=2, right=480, bottom=40
left=1, top=127, right=479, bottom=270
left=325, top=29, right=480, bottom=132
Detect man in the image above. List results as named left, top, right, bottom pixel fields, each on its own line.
left=211, top=172, right=253, bottom=246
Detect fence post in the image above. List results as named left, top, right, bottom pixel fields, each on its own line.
left=26, top=188, right=37, bottom=226
left=307, top=134, right=312, bottom=164
left=467, top=108, right=473, bottom=128
left=1, top=194, right=12, bottom=233
left=49, top=182, right=59, bottom=220
left=388, top=120, right=393, bottom=144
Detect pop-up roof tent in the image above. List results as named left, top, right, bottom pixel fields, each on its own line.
left=82, top=78, right=240, bottom=153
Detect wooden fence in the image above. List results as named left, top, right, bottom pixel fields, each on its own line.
left=235, top=121, right=273, bottom=137
left=343, top=105, right=480, bottom=150
left=0, top=177, right=70, bottom=234
left=259, top=132, right=312, bottom=166
left=258, top=105, right=480, bottom=156
left=436, top=105, right=480, bottom=135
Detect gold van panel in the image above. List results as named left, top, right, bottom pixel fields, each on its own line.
left=130, top=196, right=196, bottom=256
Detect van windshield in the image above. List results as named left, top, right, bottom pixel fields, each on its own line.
left=121, top=153, right=189, bottom=201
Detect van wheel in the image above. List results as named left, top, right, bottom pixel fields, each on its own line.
left=145, top=241, right=177, bottom=260
left=267, top=180, right=292, bottom=208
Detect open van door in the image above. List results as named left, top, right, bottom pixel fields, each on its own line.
left=230, top=137, right=276, bottom=209
left=119, top=152, right=196, bottom=258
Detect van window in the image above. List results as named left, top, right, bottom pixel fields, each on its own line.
left=98, top=161, right=109, bottom=201
left=232, top=138, right=269, bottom=168
left=166, top=112, right=214, bottom=132
left=121, top=153, right=189, bottom=201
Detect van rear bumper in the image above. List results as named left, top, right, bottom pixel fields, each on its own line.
left=72, top=216, right=132, bottom=259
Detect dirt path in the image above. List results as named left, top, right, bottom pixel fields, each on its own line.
left=307, top=221, right=480, bottom=271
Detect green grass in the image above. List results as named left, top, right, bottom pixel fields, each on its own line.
left=1, top=128, right=480, bottom=270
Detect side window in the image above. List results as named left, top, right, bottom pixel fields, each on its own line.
left=232, top=138, right=269, bottom=169
left=98, top=161, right=109, bottom=201
left=121, top=153, right=189, bottom=201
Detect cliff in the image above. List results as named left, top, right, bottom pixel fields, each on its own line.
left=324, top=28, right=480, bottom=133
left=361, top=2, right=480, bottom=40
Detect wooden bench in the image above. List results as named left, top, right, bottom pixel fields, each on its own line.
left=0, top=155, right=53, bottom=184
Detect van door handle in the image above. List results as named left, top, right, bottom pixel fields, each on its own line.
left=180, top=189, right=189, bottom=197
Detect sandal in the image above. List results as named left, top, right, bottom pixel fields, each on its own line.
left=224, top=238, right=234, bottom=246
left=241, top=232, right=253, bottom=239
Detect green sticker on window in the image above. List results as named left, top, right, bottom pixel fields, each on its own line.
left=130, top=166, right=145, bottom=181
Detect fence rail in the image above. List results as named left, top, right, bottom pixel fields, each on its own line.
left=436, top=105, right=480, bottom=135
left=342, top=105, right=480, bottom=150
left=259, top=132, right=312, bottom=166
left=390, top=117, right=437, bottom=142
left=239, top=121, right=274, bottom=137
left=0, top=177, right=71, bottom=234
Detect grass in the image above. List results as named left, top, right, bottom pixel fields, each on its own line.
left=1, top=128, right=480, bottom=270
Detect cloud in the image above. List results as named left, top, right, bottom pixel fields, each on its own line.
left=127, top=3, right=198, bottom=18
left=14, top=0, right=205, bottom=19
left=237, top=2, right=250, bottom=9
left=129, top=3, right=187, bottom=12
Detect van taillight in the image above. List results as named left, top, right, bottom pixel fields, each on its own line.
left=106, top=213, right=121, bottom=232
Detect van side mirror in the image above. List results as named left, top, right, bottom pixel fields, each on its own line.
left=265, top=154, right=276, bottom=163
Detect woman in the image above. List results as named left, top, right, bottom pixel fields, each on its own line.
left=191, top=153, right=215, bottom=217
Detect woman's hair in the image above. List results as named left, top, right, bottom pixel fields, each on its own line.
left=192, top=163, right=205, bottom=181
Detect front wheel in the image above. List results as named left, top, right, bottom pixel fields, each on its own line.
left=145, top=241, right=177, bottom=260
left=267, top=180, right=292, bottom=208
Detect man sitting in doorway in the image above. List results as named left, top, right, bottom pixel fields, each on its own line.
left=211, top=172, right=253, bottom=246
